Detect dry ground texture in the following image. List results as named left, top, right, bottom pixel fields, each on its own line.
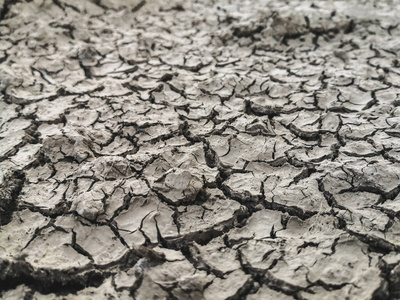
left=1, top=0, right=400, bottom=299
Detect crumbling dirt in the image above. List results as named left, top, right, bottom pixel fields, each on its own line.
left=1, top=0, right=400, bottom=299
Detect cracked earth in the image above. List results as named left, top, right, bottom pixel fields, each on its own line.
left=1, top=0, right=400, bottom=299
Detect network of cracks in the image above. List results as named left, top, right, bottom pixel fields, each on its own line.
left=1, top=0, right=400, bottom=299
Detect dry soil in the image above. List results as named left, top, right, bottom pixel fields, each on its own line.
left=1, top=0, right=400, bottom=299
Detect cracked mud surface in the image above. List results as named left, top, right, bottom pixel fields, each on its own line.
left=1, top=0, right=400, bottom=299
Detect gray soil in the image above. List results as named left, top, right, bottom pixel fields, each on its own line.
left=1, top=0, right=400, bottom=299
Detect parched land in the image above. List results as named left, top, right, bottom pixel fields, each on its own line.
left=1, top=0, right=400, bottom=299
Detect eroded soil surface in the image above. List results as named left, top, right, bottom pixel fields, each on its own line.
left=1, top=0, right=400, bottom=299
